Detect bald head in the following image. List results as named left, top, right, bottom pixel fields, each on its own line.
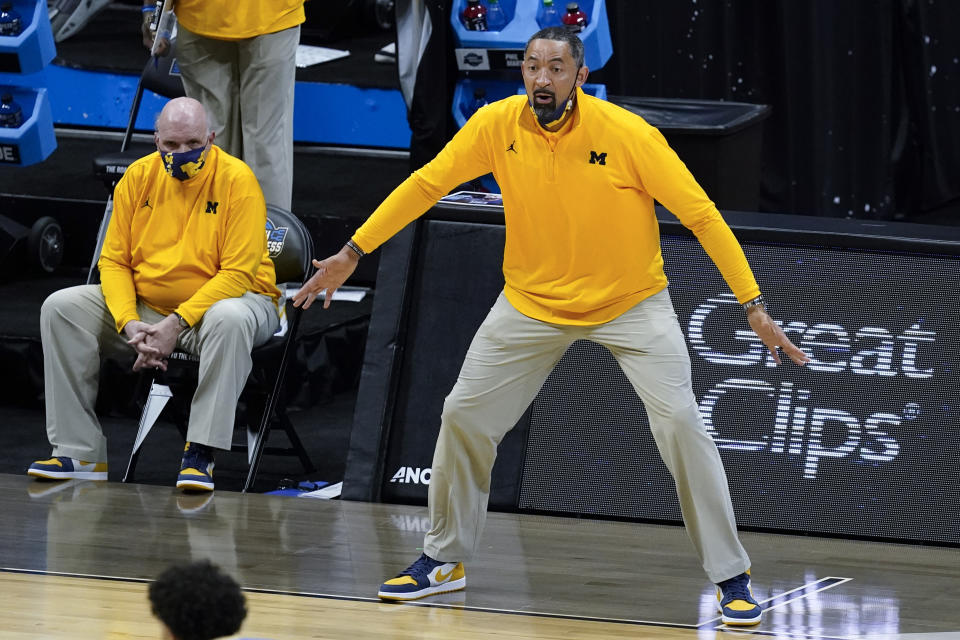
left=155, top=97, right=213, bottom=154
left=157, top=97, right=208, bottom=135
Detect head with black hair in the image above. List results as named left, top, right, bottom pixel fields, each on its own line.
left=524, top=27, right=585, bottom=68
left=149, top=560, right=247, bottom=640
left=522, top=27, right=589, bottom=130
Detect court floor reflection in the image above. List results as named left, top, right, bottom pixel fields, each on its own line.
left=2, top=474, right=958, bottom=639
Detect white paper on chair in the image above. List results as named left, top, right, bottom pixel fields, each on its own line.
left=274, top=302, right=288, bottom=337
left=295, top=45, right=350, bottom=68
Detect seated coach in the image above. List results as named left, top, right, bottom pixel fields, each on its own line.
left=28, top=97, right=281, bottom=492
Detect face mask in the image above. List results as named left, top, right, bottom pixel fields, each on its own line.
left=530, top=94, right=574, bottom=129
left=161, top=145, right=208, bottom=181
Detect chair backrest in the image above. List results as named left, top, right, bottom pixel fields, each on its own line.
left=265, top=205, right=315, bottom=286
left=119, top=42, right=185, bottom=153
left=141, top=48, right=186, bottom=101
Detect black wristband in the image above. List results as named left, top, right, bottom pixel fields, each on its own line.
left=345, top=239, right=366, bottom=258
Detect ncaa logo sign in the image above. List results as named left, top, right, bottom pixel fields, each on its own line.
left=390, top=466, right=431, bottom=485
left=265, top=218, right=288, bottom=258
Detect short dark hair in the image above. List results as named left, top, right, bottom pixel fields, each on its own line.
left=149, top=560, right=247, bottom=640
left=524, top=27, right=585, bottom=68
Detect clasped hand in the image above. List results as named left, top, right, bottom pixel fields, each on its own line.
left=124, top=315, right=181, bottom=372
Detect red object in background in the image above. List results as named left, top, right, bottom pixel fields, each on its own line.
left=462, top=0, right=488, bottom=31
left=562, top=2, right=587, bottom=33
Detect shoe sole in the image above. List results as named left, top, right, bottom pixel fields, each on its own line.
left=176, top=480, right=214, bottom=492
left=378, top=577, right=466, bottom=601
left=28, top=470, right=107, bottom=481
left=718, top=605, right=762, bottom=626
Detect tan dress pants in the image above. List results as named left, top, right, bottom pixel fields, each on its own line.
left=423, top=289, right=750, bottom=583
left=40, top=285, right=279, bottom=462
left=176, top=24, right=300, bottom=210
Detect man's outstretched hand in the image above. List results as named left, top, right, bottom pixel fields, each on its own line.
left=292, top=246, right=361, bottom=310
left=747, top=307, right=811, bottom=366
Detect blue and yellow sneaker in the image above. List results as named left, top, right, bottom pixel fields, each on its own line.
left=717, top=570, right=762, bottom=625
left=176, top=442, right=215, bottom=492
left=378, top=553, right=465, bottom=601
left=27, top=456, right=107, bottom=481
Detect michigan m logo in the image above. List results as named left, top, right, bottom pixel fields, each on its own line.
left=589, top=150, right=607, bottom=165
left=205, top=201, right=220, bottom=214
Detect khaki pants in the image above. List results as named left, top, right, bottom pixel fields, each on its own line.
left=423, top=290, right=750, bottom=583
left=176, top=24, right=299, bottom=210
left=39, top=285, right=279, bottom=462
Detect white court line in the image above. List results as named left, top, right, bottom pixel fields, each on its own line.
left=699, top=575, right=853, bottom=627
left=762, top=577, right=853, bottom=613
left=1, top=567, right=687, bottom=627
left=6, top=566, right=864, bottom=639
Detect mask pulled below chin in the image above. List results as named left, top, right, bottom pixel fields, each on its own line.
left=529, top=80, right=579, bottom=129
left=162, top=145, right=208, bottom=181
left=529, top=98, right=574, bottom=129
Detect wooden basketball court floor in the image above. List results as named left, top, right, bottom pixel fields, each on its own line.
left=1, top=473, right=957, bottom=640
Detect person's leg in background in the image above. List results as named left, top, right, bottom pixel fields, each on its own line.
left=395, top=0, right=458, bottom=172
left=176, top=25, right=242, bottom=158
left=236, top=26, right=299, bottom=210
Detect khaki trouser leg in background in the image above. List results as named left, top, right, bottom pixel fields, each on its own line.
left=40, top=285, right=278, bottom=462
left=176, top=25, right=299, bottom=210
left=423, top=290, right=750, bottom=584
left=175, top=25, right=242, bottom=159
left=236, top=25, right=299, bottom=211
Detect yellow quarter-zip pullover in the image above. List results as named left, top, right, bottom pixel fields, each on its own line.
left=174, top=0, right=305, bottom=40
left=352, top=89, right=760, bottom=325
left=99, top=145, right=280, bottom=332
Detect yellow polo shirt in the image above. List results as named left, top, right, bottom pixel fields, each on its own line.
left=175, top=1, right=305, bottom=40
left=99, top=145, right=281, bottom=331
left=352, top=89, right=760, bottom=326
